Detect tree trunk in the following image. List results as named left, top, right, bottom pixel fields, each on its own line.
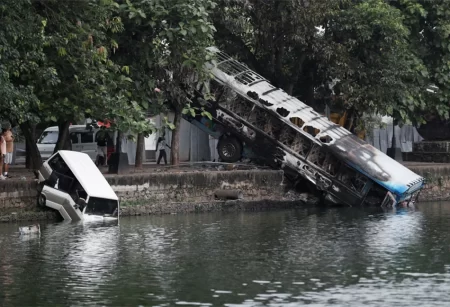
left=25, top=123, right=37, bottom=169
left=170, top=110, right=182, bottom=166
left=135, top=132, right=145, bottom=168
left=20, top=121, right=42, bottom=177
left=53, top=120, right=72, bottom=153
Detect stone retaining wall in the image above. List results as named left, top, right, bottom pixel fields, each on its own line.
left=106, top=170, right=285, bottom=205
left=2, top=164, right=446, bottom=222
left=0, top=170, right=288, bottom=222
left=408, top=165, right=450, bottom=202
left=0, top=180, right=38, bottom=213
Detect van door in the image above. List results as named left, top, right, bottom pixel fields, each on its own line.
left=80, top=131, right=96, bottom=160
left=70, top=132, right=82, bottom=153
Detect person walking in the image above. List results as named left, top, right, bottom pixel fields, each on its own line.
left=156, top=135, right=171, bottom=165
left=2, top=125, right=14, bottom=178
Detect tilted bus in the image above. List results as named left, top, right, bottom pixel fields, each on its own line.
left=184, top=47, right=424, bottom=207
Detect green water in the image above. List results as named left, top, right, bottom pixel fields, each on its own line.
left=1, top=202, right=450, bottom=306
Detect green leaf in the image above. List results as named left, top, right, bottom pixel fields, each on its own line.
left=202, top=111, right=213, bottom=120
left=138, top=10, right=147, bottom=19
left=57, top=47, right=67, bottom=57
left=180, top=29, right=187, bottom=36
left=121, top=66, right=130, bottom=74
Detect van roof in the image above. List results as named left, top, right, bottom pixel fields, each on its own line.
left=58, top=150, right=118, bottom=201
left=44, top=125, right=96, bottom=132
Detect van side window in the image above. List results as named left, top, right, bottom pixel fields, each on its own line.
left=80, top=132, right=94, bottom=143
left=70, top=133, right=79, bottom=144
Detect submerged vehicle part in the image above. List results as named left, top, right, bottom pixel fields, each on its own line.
left=184, top=47, right=425, bottom=206
left=38, top=150, right=120, bottom=221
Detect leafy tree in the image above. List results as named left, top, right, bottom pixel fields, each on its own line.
left=212, top=0, right=340, bottom=100
left=212, top=0, right=442, bottom=126
left=392, top=0, right=450, bottom=121
left=1, top=0, right=152, bottom=172
left=114, top=0, right=216, bottom=166
left=30, top=0, right=126, bottom=152
left=0, top=0, right=49, bottom=171
left=326, top=0, right=428, bottom=123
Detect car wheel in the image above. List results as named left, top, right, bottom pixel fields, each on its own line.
left=217, top=136, right=243, bottom=163
left=37, top=192, right=46, bottom=207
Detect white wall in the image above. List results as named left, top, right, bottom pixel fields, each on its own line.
left=142, top=114, right=212, bottom=163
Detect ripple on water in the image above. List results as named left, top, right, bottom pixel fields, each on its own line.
left=1, top=204, right=450, bottom=306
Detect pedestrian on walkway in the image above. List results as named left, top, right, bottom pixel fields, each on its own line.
left=95, top=126, right=109, bottom=166
left=0, top=134, right=6, bottom=180
left=2, top=124, right=14, bottom=178
left=156, top=135, right=171, bottom=165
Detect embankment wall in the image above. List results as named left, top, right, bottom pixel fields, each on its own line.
left=408, top=165, right=450, bottom=202
left=0, top=170, right=292, bottom=222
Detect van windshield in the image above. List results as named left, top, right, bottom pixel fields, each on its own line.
left=38, top=131, right=58, bottom=144
left=85, top=197, right=118, bottom=216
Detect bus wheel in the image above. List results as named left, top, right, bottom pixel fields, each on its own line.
left=217, top=136, right=242, bottom=163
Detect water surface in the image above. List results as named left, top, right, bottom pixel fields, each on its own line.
left=1, top=202, right=450, bottom=306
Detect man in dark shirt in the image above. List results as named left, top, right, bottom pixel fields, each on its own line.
left=95, top=126, right=109, bottom=166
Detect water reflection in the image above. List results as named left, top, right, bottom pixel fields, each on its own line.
left=63, top=221, right=120, bottom=305
left=1, top=202, right=450, bottom=306
left=364, top=206, right=423, bottom=257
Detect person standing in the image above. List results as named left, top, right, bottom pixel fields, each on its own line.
left=156, top=135, right=171, bottom=165
left=0, top=134, right=6, bottom=180
left=95, top=126, right=109, bottom=166
left=2, top=125, right=14, bottom=178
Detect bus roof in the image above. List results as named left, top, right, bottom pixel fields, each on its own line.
left=58, top=150, right=118, bottom=201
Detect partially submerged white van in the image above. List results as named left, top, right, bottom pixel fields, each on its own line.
left=37, top=150, right=119, bottom=221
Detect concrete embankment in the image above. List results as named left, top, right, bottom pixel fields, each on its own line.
left=2, top=163, right=450, bottom=222
left=106, top=170, right=296, bottom=215
left=0, top=169, right=306, bottom=222
left=406, top=163, right=450, bottom=202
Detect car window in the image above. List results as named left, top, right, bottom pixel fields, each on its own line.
left=80, top=132, right=94, bottom=143
left=37, top=131, right=58, bottom=144
left=70, top=133, right=79, bottom=144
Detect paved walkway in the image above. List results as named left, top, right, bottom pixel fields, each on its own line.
left=5, top=161, right=266, bottom=182
left=4, top=160, right=450, bottom=182
left=402, top=162, right=450, bottom=169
